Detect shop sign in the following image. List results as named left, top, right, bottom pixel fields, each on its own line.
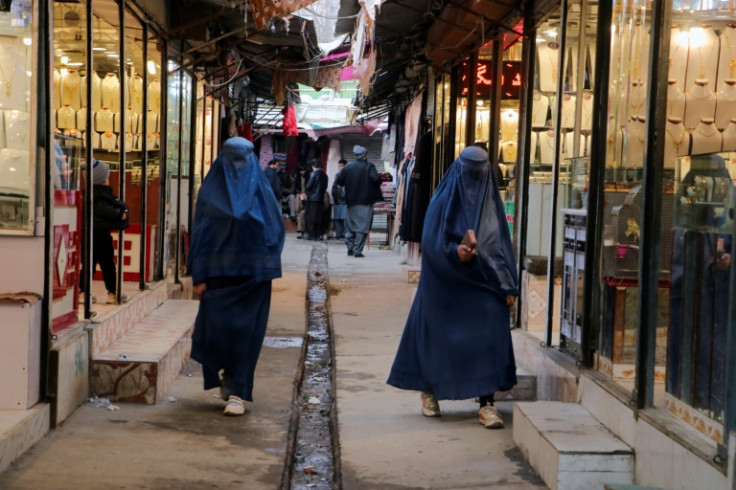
left=461, top=61, right=522, bottom=99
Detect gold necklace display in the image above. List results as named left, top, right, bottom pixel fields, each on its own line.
left=688, top=81, right=713, bottom=99
left=666, top=125, right=687, bottom=153
left=696, top=121, right=718, bottom=137
left=722, top=27, right=736, bottom=78
left=692, top=26, right=717, bottom=79
left=545, top=43, right=559, bottom=84
left=0, top=38, right=18, bottom=98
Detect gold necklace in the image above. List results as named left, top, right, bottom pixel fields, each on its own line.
left=693, top=27, right=717, bottom=79
left=723, top=28, right=736, bottom=78
left=696, top=122, right=718, bottom=137
left=546, top=43, right=559, bottom=83
left=666, top=126, right=687, bottom=152
left=0, top=40, right=18, bottom=98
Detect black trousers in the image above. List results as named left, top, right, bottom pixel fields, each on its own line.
left=93, top=229, right=117, bottom=294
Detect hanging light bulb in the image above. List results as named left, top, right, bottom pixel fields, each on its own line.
left=147, top=60, right=156, bottom=75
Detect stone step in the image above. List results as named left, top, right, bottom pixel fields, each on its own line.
left=0, top=403, right=49, bottom=474
left=495, top=367, right=537, bottom=402
left=86, top=280, right=169, bottom=358
left=89, top=300, right=199, bottom=404
left=513, top=401, right=634, bottom=490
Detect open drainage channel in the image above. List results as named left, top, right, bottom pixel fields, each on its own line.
left=282, top=242, right=341, bottom=489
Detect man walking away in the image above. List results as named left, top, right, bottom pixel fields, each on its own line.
left=334, top=145, right=383, bottom=257
left=305, top=158, right=328, bottom=240
left=331, top=159, right=348, bottom=239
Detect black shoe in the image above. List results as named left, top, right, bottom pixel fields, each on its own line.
left=297, top=232, right=303, bottom=239
left=354, top=253, right=365, bottom=258
left=347, top=250, right=354, bottom=256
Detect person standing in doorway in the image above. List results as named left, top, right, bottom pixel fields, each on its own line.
left=334, top=145, right=383, bottom=257
left=331, top=159, right=348, bottom=239
left=188, top=137, right=285, bottom=416
left=387, top=146, right=518, bottom=429
left=263, top=159, right=281, bottom=202
left=304, top=158, right=328, bottom=240
left=91, top=160, right=129, bottom=305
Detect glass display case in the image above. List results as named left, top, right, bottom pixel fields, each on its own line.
left=0, top=5, right=35, bottom=234
left=674, top=154, right=735, bottom=233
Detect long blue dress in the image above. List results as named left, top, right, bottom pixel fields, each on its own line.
left=387, top=146, right=519, bottom=400
left=188, top=137, right=285, bottom=401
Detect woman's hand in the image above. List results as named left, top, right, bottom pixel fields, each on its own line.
left=506, top=295, right=516, bottom=307
left=193, top=282, right=207, bottom=300
left=457, top=244, right=475, bottom=262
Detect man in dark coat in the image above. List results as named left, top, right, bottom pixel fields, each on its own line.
left=304, top=158, right=328, bottom=240
left=263, top=159, right=281, bottom=202
left=293, top=166, right=310, bottom=239
left=334, top=145, right=383, bottom=257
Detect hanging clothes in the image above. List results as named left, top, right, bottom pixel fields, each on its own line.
left=400, top=130, right=432, bottom=243
left=282, top=105, right=298, bottom=137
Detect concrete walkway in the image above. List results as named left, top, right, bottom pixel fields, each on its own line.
left=0, top=234, right=545, bottom=489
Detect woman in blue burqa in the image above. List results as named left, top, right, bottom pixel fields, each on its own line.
left=188, top=137, right=285, bottom=416
left=387, top=146, right=518, bottom=429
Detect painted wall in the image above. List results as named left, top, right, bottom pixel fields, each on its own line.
left=0, top=238, right=45, bottom=294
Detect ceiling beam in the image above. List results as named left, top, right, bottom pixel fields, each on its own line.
left=151, top=6, right=236, bottom=40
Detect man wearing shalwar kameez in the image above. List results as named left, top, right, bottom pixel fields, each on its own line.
left=188, top=137, right=285, bottom=416
left=387, top=146, right=518, bottom=428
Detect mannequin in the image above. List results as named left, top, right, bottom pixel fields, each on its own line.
left=669, top=26, right=688, bottom=91
left=76, top=106, right=87, bottom=131
left=148, top=79, right=161, bottom=113
left=129, top=75, right=144, bottom=114
left=629, top=80, right=647, bottom=117
left=717, top=25, right=736, bottom=90
left=146, top=110, right=159, bottom=133
left=114, top=108, right=138, bottom=134
left=667, top=79, right=686, bottom=120
left=538, top=42, right=561, bottom=93
left=101, top=73, right=121, bottom=113
left=91, top=131, right=101, bottom=149
left=53, top=69, right=61, bottom=110
left=532, top=91, right=550, bottom=127
left=664, top=117, right=690, bottom=169
left=560, top=130, right=585, bottom=161
left=90, top=71, right=102, bottom=111
left=100, top=131, right=117, bottom=151
left=690, top=117, right=722, bottom=155
left=715, top=80, right=736, bottom=130
left=530, top=130, right=538, bottom=163
left=685, top=25, right=719, bottom=91
left=560, top=93, right=576, bottom=129
left=684, top=79, right=716, bottom=129
left=60, top=69, right=81, bottom=109
left=57, top=104, right=76, bottom=129
left=538, top=129, right=556, bottom=164
left=95, top=108, right=114, bottom=133
left=631, top=22, right=651, bottom=83
left=580, top=91, right=593, bottom=130
left=722, top=119, right=736, bottom=151
left=122, top=131, right=134, bottom=151
left=500, top=109, right=518, bottom=141
left=500, top=140, right=518, bottom=163
left=5, top=110, right=30, bottom=150
left=626, top=115, right=646, bottom=168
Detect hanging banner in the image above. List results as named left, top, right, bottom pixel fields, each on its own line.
left=250, top=0, right=321, bottom=31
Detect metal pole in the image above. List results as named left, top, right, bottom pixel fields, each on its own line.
left=83, top=0, right=94, bottom=318
left=156, top=40, right=168, bottom=280
left=139, top=23, right=149, bottom=291
left=582, top=0, right=614, bottom=368
left=545, top=0, right=569, bottom=348
left=188, top=77, right=197, bottom=244
left=465, top=52, right=477, bottom=148
left=116, top=0, right=127, bottom=303
left=488, top=39, right=503, bottom=171
left=174, top=47, right=184, bottom=284
left=515, top=3, right=536, bottom=329
left=635, top=0, right=671, bottom=412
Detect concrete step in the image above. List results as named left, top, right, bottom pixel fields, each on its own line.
left=86, top=281, right=169, bottom=359
left=495, top=367, right=537, bottom=402
left=89, top=300, right=199, bottom=404
left=513, top=401, right=634, bottom=490
left=0, top=403, right=50, bottom=474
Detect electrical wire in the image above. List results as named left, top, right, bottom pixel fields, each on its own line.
left=206, top=58, right=245, bottom=87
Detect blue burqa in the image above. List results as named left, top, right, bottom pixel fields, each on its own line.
left=188, top=137, right=285, bottom=401
left=387, top=146, right=519, bottom=400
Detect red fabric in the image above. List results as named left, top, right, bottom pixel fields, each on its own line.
left=282, top=105, right=298, bottom=137
left=238, top=122, right=253, bottom=142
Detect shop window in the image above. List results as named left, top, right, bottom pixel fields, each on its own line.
left=0, top=4, right=34, bottom=234
left=660, top=7, right=736, bottom=444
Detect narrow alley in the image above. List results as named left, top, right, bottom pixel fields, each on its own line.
left=0, top=236, right=544, bottom=490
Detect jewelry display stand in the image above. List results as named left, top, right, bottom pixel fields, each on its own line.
left=5, top=111, right=30, bottom=150
left=691, top=118, right=722, bottom=154
left=95, top=108, right=114, bottom=133
left=715, top=80, right=736, bottom=129
left=560, top=94, right=576, bottom=129
left=500, top=109, right=518, bottom=141
left=684, top=79, right=716, bottom=129
left=667, top=79, right=686, bottom=120
left=626, top=116, right=646, bottom=168
left=718, top=25, right=736, bottom=90
left=722, top=119, right=736, bottom=151
left=76, top=107, right=86, bottom=131
left=532, top=91, right=549, bottom=127
left=581, top=92, right=593, bottom=130
left=101, top=73, right=121, bottom=113
left=669, top=27, right=688, bottom=91
left=148, top=79, right=161, bottom=113
left=129, top=75, right=143, bottom=114
left=685, top=26, right=718, bottom=91
left=538, top=43, right=560, bottom=93
left=60, top=70, right=81, bottom=110
left=0, top=148, right=30, bottom=195
left=0, top=36, right=29, bottom=112
left=56, top=105, right=75, bottom=129
left=664, top=117, right=690, bottom=169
